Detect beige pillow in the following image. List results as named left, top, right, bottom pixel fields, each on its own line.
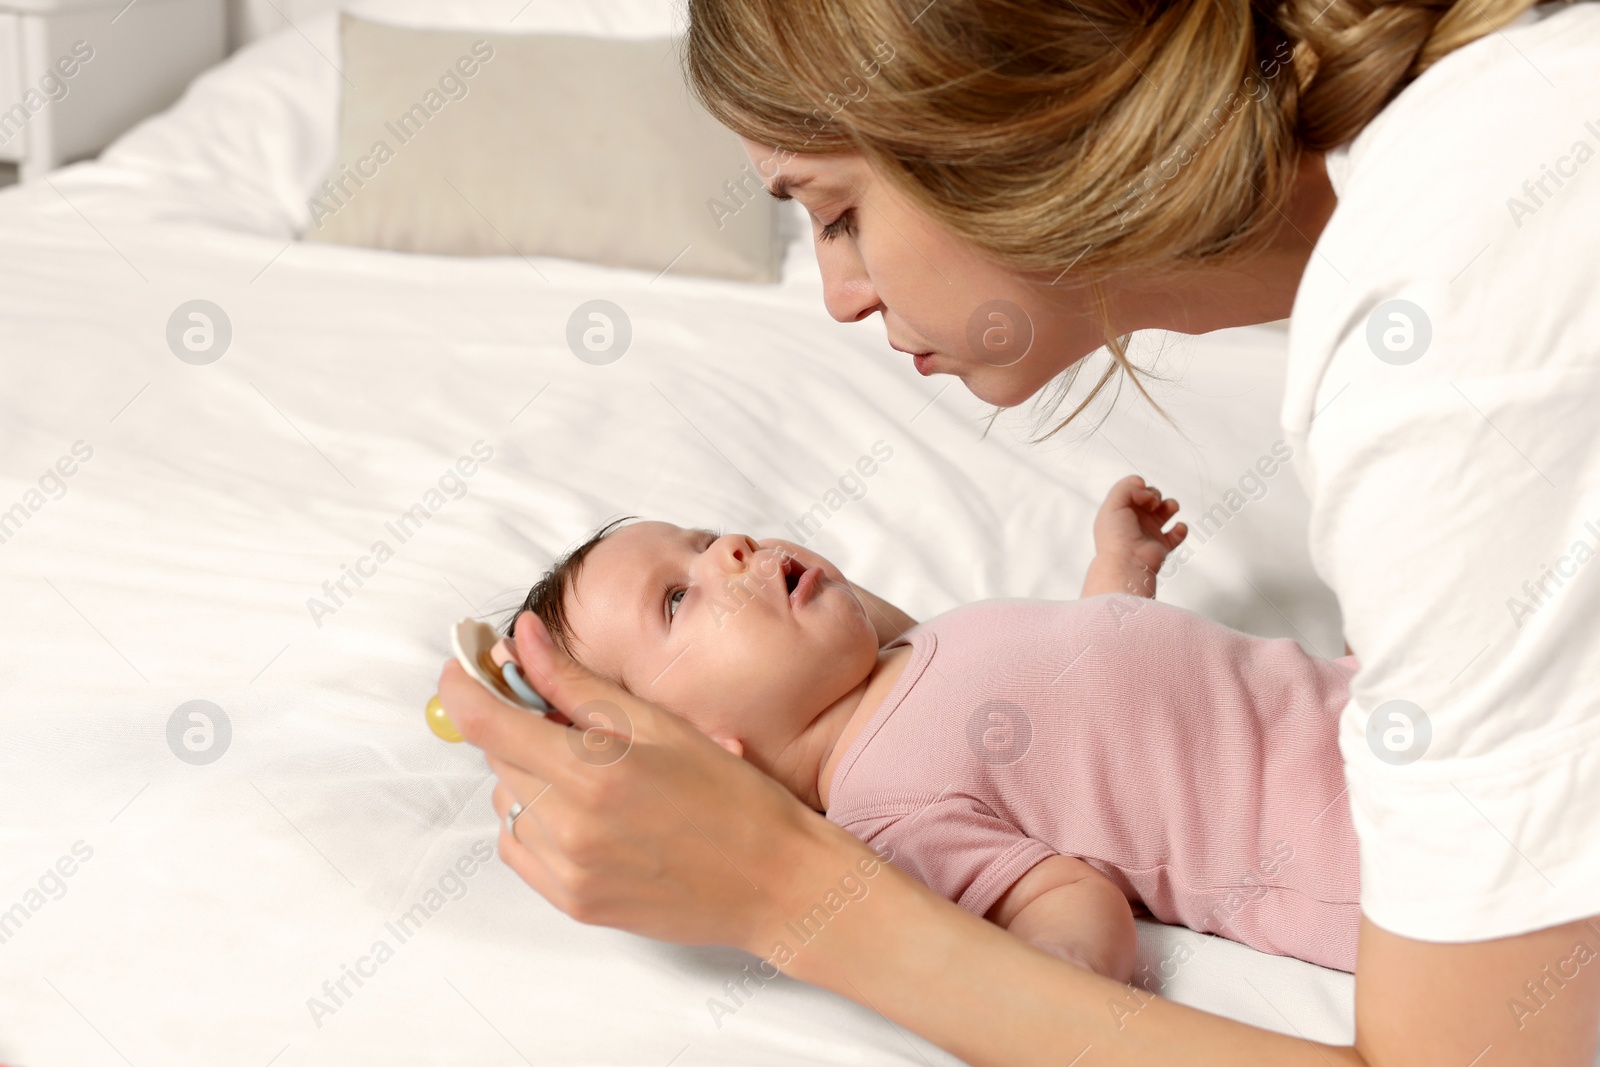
left=304, top=15, right=780, bottom=283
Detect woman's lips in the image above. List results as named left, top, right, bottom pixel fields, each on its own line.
left=790, top=565, right=823, bottom=608
left=890, top=341, right=937, bottom=376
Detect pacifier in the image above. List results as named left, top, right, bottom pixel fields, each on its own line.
left=426, top=618, right=553, bottom=742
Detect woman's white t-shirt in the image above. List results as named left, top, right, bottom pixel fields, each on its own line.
left=1285, top=2, right=1600, bottom=942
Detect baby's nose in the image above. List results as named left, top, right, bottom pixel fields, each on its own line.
left=709, top=532, right=760, bottom=573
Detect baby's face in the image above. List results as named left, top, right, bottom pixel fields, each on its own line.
left=560, top=522, right=880, bottom=759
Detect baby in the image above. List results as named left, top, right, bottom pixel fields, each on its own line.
left=511, top=477, right=1360, bottom=978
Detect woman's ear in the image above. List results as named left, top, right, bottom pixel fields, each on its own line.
left=714, top=736, right=745, bottom=759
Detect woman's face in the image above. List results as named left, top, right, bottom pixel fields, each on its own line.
left=743, top=141, right=1109, bottom=408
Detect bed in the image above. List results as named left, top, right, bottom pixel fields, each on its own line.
left=0, top=2, right=1359, bottom=1063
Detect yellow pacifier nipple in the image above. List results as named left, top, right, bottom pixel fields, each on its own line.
left=425, top=693, right=463, bottom=743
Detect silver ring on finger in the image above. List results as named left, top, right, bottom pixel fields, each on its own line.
left=505, top=800, right=526, bottom=839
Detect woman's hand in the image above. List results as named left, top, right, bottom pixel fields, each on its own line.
left=438, top=610, right=864, bottom=951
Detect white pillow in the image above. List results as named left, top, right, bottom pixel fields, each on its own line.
left=302, top=15, right=779, bottom=282
left=94, top=1, right=717, bottom=243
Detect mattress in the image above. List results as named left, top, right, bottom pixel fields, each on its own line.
left=0, top=3, right=1357, bottom=1063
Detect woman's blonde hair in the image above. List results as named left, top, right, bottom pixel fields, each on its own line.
left=686, top=0, right=1545, bottom=433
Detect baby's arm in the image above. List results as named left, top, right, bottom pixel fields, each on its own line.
left=1081, top=475, right=1188, bottom=599
left=985, top=854, right=1138, bottom=981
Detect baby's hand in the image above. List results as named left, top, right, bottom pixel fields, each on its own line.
left=1081, top=475, right=1187, bottom=599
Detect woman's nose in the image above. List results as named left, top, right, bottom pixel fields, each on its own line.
left=820, top=252, right=883, bottom=324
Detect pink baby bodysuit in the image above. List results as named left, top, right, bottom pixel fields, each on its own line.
left=825, top=596, right=1360, bottom=971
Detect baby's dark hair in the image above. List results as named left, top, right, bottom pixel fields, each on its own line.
left=505, top=516, right=636, bottom=656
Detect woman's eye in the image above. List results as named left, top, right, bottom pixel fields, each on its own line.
left=667, top=588, right=686, bottom=619
left=818, top=209, right=856, bottom=243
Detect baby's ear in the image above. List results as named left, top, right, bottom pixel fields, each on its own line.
left=713, top=736, right=745, bottom=759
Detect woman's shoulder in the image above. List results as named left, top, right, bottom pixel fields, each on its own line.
left=1286, top=4, right=1600, bottom=437
left=1310, top=3, right=1600, bottom=289
left=1328, top=4, right=1600, bottom=210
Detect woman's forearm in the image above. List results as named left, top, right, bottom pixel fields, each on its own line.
left=767, top=830, right=1362, bottom=1067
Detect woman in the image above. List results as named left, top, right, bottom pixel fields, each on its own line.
left=440, top=1, right=1600, bottom=1063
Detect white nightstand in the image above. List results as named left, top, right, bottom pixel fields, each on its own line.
left=0, top=0, right=224, bottom=182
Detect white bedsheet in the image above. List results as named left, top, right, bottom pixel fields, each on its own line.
left=0, top=6, right=1356, bottom=1064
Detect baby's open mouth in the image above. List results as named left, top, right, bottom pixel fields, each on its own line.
left=780, top=555, right=824, bottom=607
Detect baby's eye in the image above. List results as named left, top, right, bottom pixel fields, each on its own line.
left=667, top=588, right=686, bottom=619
